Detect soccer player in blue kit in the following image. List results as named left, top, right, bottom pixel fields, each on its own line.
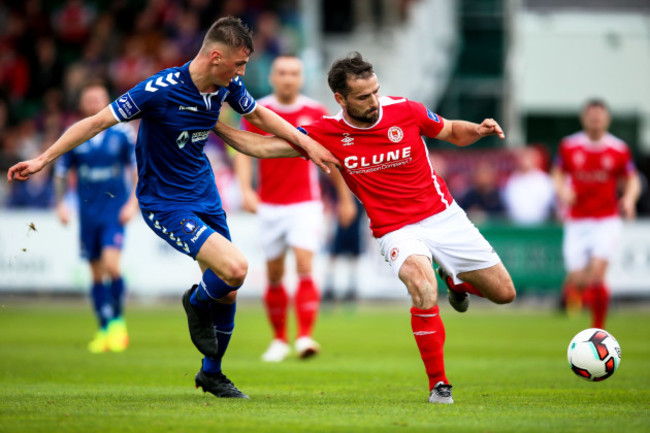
left=8, top=17, right=339, bottom=399
left=54, top=81, right=138, bottom=354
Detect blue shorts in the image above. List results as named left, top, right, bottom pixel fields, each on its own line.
left=80, top=219, right=125, bottom=261
left=140, top=206, right=231, bottom=259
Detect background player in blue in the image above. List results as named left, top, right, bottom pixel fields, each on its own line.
left=7, top=17, right=339, bottom=399
left=54, top=81, right=138, bottom=354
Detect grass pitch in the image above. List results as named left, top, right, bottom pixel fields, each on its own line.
left=0, top=298, right=648, bottom=433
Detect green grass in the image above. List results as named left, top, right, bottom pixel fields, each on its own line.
left=0, top=298, right=649, bottom=433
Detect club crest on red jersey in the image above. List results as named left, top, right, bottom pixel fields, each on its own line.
left=572, top=151, right=586, bottom=167
left=601, top=155, right=614, bottom=170
left=388, top=126, right=404, bottom=143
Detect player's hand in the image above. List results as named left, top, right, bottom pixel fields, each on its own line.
left=7, top=159, right=46, bottom=182
left=619, top=196, right=637, bottom=220
left=477, top=119, right=505, bottom=139
left=557, top=186, right=576, bottom=206
left=56, top=203, right=71, bottom=226
left=241, top=188, right=259, bottom=213
left=119, top=200, right=139, bottom=225
left=337, top=198, right=357, bottom=229
left=302, top=136, right=341, bottom=174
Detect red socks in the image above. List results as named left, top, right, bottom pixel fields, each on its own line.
left=444, top=274, right=483, bottom=297
left=263, top=283, right=288, bottom=342
left=264, top=277, right=321, bottom=341
left=295, top=276, right=320, bottom=338
left=411, top=305, right=448, bottom=390
left=588, top=283, right=609, bottom=329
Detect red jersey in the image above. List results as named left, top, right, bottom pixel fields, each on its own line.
left=556, top=131, right=636, bottom=219
left=241, top=95, right=328, bottom=204
left=300, top=96, right=449, bottom=238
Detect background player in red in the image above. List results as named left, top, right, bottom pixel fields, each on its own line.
left=213, top=52, right=516, bottom=404
left=235, top=55, right=356, bottom=362
left=552, top=99, right=641, bottom=329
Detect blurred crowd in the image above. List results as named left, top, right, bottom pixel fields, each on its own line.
left=0, top=0, right=301, bottom=204
left=1, top=0, right=648, bottom=225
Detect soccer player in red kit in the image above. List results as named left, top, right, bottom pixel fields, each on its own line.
left=552, top=100, right=641, bottom=329
left=235, top=55, right=356, bottom=362
left=213, top=52, right=516, bottom=404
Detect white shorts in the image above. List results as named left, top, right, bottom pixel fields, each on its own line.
left=377, top=201, right=501, bottom=283
left=563, top=216, right=622, bottom=272
left=258, top=201, right=324, bottom=260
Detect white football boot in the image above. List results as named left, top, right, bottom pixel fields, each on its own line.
left=295, top=336, right=320, bottom=359
left=261, top=339, right=290, bottom=362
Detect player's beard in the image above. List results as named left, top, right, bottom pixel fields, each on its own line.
left=346, top=105, right=379, bottom=125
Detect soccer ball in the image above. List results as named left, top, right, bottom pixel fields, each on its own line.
left=567, top=328, right=621, bottom=381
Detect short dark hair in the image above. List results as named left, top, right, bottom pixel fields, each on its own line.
left=583, top=98, right=609, bottom=112
left=327, top=52, right=374, bottom=97
left=203, top=16, right=254, bottom=54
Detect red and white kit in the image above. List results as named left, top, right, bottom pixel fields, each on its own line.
left=241, top=95, right=329, bottom=258
left=299, top=96, right=500, bottom=281
left=300, top=95, right=501, bottom=393
left=556, top=131, right=637, bottom=270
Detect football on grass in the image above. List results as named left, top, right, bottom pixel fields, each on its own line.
left=567, top=328, right=621, bottom=381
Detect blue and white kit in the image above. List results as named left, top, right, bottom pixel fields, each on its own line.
left=55, top=124, right=136, bottom=260
left=109, top=61, right=257, bottom=258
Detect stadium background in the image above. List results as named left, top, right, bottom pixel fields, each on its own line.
left=1, top=0, right=649, bottom=300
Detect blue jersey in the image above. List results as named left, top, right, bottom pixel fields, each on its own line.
left=109, top=61, right=256, bottom=213
left=55, top=124, right=136, bottom=223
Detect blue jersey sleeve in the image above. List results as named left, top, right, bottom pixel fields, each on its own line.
left=109, top=70, right=180, bottom=122
left=225, top=77, right=256, bottom=115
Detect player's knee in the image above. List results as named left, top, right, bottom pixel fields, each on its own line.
left=105, top=264, right=121, bottom=280
left=223, top=258, right=248, bottom=287
left=410, top=280, right=438, bottom=309
left=493, top=283, right=516, bottom=304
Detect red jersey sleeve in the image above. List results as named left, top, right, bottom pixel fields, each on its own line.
left=408, top=100, right=444, bottom=138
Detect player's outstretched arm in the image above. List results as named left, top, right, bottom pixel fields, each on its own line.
left=213, top=121, right=300, bottom=159
left=7, top=107, right=117, bottom=182
left=242, top=105, right=340, bottom=173
left=436, top=118, right=505, bottom=147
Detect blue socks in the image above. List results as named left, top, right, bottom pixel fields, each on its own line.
left=110, top=277, right=125, bottom=319
left=189, top=269, right=241, bottom=373
left=91, top=282, right=112, bottom=329
left=190, top=269, right=241, bottom=308
left=202, top=301, right=237, bottom=374
left=91, top=277, right=126, bottom=329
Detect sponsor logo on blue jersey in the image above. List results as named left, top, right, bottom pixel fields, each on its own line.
left=426, top=109, right=440, bottom=123
left=116, top=93, right=141, bottom=119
